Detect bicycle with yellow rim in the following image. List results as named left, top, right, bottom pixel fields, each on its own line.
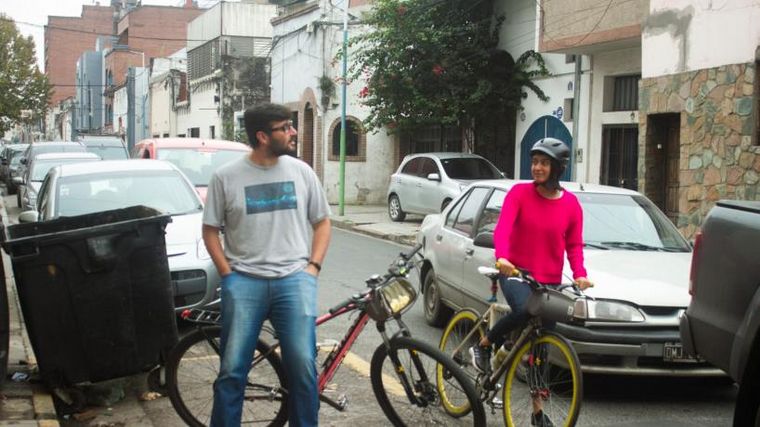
left=436, top=264, right=590, bottom=426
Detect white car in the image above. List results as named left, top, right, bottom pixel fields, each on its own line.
left=18, top=160, right=219, bottom=312
left=387, top=152, right=503, bottom=221
left=16, top=152, right=101, bottom=211
left=417, top=179, right=723, bottom=376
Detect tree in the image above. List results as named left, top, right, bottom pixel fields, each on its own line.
left=349, top=0, right=549, bottom=139
left=0, top=16, right=52, bottom=135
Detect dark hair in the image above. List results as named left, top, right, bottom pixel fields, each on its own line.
left=244, top=103, right=292, bottom=148
left=545, top=157, right=564, bottom=192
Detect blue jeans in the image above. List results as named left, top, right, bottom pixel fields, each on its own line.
left=486, top=276, right=556, bottom=347
left=210, top=270, right=319, bottom=427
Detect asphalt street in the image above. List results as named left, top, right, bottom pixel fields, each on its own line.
left=1, top=195, right=738, bottom=426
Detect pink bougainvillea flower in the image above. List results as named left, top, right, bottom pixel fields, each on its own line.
left=432, top=64, right=444, bottom=76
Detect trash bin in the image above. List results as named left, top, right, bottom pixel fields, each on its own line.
left=0, top=205, right=177, bottom=386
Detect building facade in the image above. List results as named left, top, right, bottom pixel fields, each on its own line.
left=74, top=50, right=105, bottom=135
left=640, top=0, right=760, bottom=237
left=271, top=0, right=398, bottom=204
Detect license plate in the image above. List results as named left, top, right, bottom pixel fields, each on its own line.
left=663, top=342, right=698, bottom=363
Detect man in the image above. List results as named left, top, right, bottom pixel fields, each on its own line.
left=202, top=103, right=331, bottom=426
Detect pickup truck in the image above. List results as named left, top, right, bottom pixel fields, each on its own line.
left=680, top=200, right=760, bottom=426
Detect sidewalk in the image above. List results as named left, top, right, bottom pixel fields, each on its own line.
left=0, top=199, right=58, bottom=426
left=329, top=204, right=422, bottom=246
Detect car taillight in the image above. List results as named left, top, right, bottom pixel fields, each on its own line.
left=688, top=232, right=703, bottom=296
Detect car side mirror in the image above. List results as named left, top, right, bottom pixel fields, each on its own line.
left=473, top=232, right=494, bottom=249
left=18, top=210, right=39, bottom=223
left=427, top=173, right=441, bottom=182
left=20, top=157, right=27, bottom=165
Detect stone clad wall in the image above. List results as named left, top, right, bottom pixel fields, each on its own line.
left=639, top=62, right=760, bottom=238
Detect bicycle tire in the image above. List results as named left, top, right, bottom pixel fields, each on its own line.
left=165, top=326, right=288, bottom=427
left=437, top=308, right=486, bottom=416
left=370, top=336, right=486, bottom=426
left=502, top=330, right=582, bottom=427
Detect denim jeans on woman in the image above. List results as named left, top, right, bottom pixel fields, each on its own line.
left=486, top=276, right=557, bottom=348
left=210, top=269, right=319, bottom=427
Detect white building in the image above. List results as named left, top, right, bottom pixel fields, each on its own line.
left=271, top=0, right=397, bottom=204
left=498, top=0, right=646, bottom=189
left=149, top=49, right=188, bottom=137
left=184, top=1, right=277, bottom=139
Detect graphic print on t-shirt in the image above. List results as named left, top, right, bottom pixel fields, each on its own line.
left=245, top=181, right=298, bottom=214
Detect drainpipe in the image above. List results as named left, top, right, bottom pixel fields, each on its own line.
left=570, top=55, right=582, bottom=182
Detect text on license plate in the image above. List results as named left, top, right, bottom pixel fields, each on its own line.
left=663, top=342, right=698, bottom=363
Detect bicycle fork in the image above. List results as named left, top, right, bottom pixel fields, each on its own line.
left=377, top=319, right=433, bottom=408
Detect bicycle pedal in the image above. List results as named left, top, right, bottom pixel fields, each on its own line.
left=337, top=394, right=348, bottom=410
left=491, top=396, right=503, bottom=410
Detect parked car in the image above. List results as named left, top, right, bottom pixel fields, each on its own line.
left=417, top=179, right=723, bottom=376
left=680, top=200, right=760, bottom=424
left=133, top=138, right=250, bottom=201
left=16, top=152, right=101, bottom=210
left=18, top=160, right=218, bottom=312
left=17, top=141, right=88, bottom=182
left=387, top=152, right=503, bottom=222
left=0, top=143, right=29, bottom=194
left=77, top=135, right=129, bottom=159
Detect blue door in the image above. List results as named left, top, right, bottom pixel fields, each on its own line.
left=519, top=115, right=573, bottom=181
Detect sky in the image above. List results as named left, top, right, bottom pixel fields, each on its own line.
left=0, top=0, right=212, bottom=71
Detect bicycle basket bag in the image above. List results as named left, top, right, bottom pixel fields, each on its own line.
left=526, top=288, right=577, bottom=323
left=366, top=278, right=417, bottom=322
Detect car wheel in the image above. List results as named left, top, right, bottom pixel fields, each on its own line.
left=388, top=194, right=406, bottom=222
left=423, top=270, right=451, bottom=327
left=441, top=198, right=452, bottom=212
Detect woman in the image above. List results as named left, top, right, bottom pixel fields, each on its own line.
left=469, top=137, right=592, bottom=426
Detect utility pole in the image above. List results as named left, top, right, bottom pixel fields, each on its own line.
left=127, top=68, right=136, bottom=152
left=570, top=56, right=582, bottom=182
left=338, top=0, right=349, bottom=216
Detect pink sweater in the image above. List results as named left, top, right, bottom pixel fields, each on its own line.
left=493, top=183, right=587, bottom=284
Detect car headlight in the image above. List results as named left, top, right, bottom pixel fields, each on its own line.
left=197, top=239, right=210, bottom=260
left=583, top=300, right=645, bottom=322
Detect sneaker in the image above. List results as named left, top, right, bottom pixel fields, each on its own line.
left=469, top=345, right=492, bottom=373
left=531, top=410, right=555, bottom=427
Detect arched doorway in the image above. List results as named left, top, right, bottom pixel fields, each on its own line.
left=519, top=115, right=573, bottom=180
left=302, top=103, right=315, bottom=167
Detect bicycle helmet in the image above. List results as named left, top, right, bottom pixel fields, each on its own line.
left=530, top=138, right=570, bottom=167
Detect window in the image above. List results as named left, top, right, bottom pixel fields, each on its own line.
left=440, top=157, right=501, bottom=180
left=445, top=196, right=465, bottom=228
left=565, top=54, right=576, bottom=64
left=210, top=125, right=215, bottom=139
left=401, top=158, right=422, bottom=176
left=331, top=120, right=359, bottom=157
left=611, top=75, right=640, bottom=111
left=475, top=189, right=505, bottom=236
left=190, top=128, right=200, bottom=138
left=452, top=187, right=489, bottom=236
left=329, top=117, right=366, bottom=162
left=419, top=157, right=439, bottom=178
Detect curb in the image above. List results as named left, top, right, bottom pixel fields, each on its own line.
left=1, top=199, right=59, bottom=426
left=330, top=218, right=417, bottom=246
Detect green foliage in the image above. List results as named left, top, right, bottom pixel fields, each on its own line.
left=220, top=55, right=269, bottom=141
left=349, top=0, right=549, bottom=133
left=0, top=16, right=51, bottom=134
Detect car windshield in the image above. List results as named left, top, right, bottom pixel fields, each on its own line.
left=10, top=151, right=24, bottom=165
left=85, top=145, right=128, bottom=160
left=440, top=158, right=501, bottom=180
left=157, top=148, right=246, bottom=186
left=578, top=192, right=691, bottom=252
left=54, top=170, right=202, bottom=217
left=31, top=158, right=99, bottom=181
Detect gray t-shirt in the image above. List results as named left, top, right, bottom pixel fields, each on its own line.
left=203, top=155, right=331, bottom=278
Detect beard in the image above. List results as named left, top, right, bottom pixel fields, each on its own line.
left=271, top=138, right=297, bottom=157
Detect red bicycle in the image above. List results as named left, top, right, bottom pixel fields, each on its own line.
left=165, top=244, right=485, bottom=426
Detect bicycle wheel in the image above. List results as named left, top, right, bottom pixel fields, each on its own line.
left=165, top=326, right=288, bottom=427
left=502, top=331, right=582, bottom=427
left=370, top=336, right=486, bottom=426
left=437, top=308, right=485, bottom=416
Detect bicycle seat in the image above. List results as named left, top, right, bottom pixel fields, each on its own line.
left=477, top=266, right=500, bottom=279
